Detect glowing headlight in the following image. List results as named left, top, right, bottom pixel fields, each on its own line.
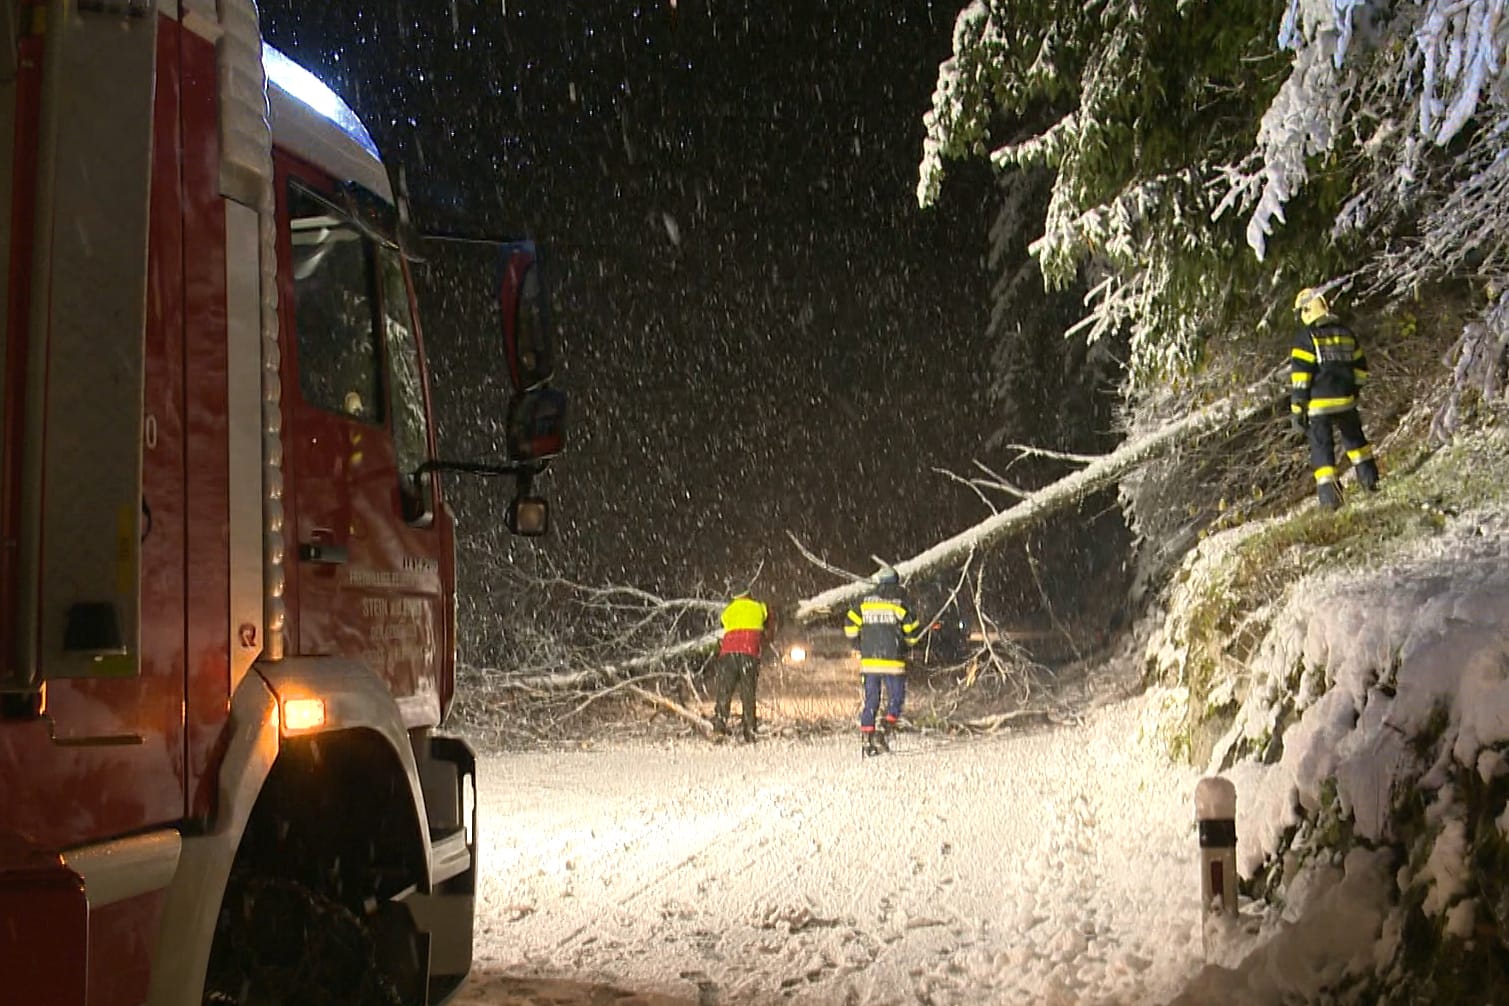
left=788, top=645, right=807, bottom=663
left=281, top=697, right=327, bottom=733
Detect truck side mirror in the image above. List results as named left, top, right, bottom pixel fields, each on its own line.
left=506, top=386, right=566, bottom=463
left=498, top=240, right=567, bottom=468
left=415, top=238, right=566, bottom=536
left=498, top=241, right=554, bottom=393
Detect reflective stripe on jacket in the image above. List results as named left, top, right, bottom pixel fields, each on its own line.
left=1291, top=318, right=1368, bottom=417
left=719, top=595, right=768, bottom=657
left=843, top=588, right=922, bottom=673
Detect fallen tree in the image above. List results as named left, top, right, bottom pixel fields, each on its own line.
left=454, top=370, right=1286, bottom=744
left=794, top=369, right=1285, bottom=620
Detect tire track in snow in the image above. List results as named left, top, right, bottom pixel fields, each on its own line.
left=467, top=696, right=1209, bottom=1005
left=546, top=780, right=815, bottom=958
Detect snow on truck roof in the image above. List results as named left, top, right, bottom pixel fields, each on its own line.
left=263, top=43, right=393, bottom=204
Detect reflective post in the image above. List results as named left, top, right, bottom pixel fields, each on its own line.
left=1196, top=777, right=1238, bottom=922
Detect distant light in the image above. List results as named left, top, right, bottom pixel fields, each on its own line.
left=788, top=645, right=807, bottom=663
left=282, top=697, right=327, bottom=733
left=262, top=43, right=381, bottom=159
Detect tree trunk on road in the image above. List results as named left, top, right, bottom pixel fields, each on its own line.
left=470, top=370, right=1284, bottom=698
left=794, top=371, right=1284, bottom=620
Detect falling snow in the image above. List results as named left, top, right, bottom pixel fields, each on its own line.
left=257, top=1, right=1082, bottom=673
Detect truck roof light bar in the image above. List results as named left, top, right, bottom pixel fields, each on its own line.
left=261, top=43, right=380, bottom=160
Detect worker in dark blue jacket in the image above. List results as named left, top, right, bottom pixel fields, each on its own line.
left=1290, top=287, right=1380, bottom=510
left=843, top=566, right=923, bottom=757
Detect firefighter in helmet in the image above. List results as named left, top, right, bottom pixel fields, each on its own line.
left=1290, top=287, right=1380, bottom=510
left=712, top=589, right=770, bottom=742
left=844, top=566, right=923, bottom=757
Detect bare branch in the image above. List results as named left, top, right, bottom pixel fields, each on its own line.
left=917, top=557, right=975, bottom=630
left=554, top=670, right=673, bottom=722
left=963, top=564, right=1040, bottom=701
left=970, top=459, right=1031, bottom=498
left=932, top=466, right=1001, bottom=513
left=535, top=576, right=722, bottom=617
left=1001, top=443, right=1105, bottom=465
left=1026, top=547, right=1083, bottom=664
left=611, top=631, right=722, bottom=673
left=958, top=709, right=1065, bottom=733
left=933, top=465, right=1028, bottom=512
left=627, top=684, right=717, bottom=736
left=786, top=531, right=867, bottom=583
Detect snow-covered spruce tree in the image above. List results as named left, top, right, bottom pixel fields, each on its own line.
left=922, top=0, right=1509, bottom=602
left=920, top=0, right=1309, bottom=383
left=924, top=0, right=1509, bottom=403
left=920, top=0, right=1322, bottom=595
left=1210, top=0, right=1509, bottom=435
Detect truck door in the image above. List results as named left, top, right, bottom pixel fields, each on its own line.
left=275, top=157, right=451, bottom=721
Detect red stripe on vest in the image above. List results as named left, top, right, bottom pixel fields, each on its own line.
left=719, top=627, right=762, bottom=657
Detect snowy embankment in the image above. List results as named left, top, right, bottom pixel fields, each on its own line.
left=1151, top=459, right=1509, bottom=1002
left=457, top=691, right=1209, bottom=1005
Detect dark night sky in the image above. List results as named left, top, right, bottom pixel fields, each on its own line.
left=259, top=1, right=1001, bottom=637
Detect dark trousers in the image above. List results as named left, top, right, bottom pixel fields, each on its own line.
left=860, top=672, right=906, bottom=730
left=1307, top=409, right=1375, bottom=487
left=713, top=653, right=759, bottom=734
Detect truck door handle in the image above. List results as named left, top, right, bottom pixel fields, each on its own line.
left=298, top=541, right=348, bottom=564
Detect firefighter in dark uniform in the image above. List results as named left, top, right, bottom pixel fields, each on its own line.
left=1290, top=288, right=1380, bottom=510
left=712, top=591, right=769, bottom=742
left=844, top=567, right=923, bottom=757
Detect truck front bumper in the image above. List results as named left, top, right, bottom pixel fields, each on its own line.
left=406, top=732, right=477, bottom=1004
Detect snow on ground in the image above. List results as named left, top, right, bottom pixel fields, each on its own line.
left=454, top=692, right=1210, bottom=1005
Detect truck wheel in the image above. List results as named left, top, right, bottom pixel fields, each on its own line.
left=204, top=876, right=405, bottom=1006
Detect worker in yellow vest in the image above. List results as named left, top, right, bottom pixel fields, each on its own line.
left=712, top=590, right=770, bottom=742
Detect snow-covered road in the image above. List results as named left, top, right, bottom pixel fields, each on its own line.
left=453, top=692, right=1211, bottom=1005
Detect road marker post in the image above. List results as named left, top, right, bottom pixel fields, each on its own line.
left=1196, top=776, right=1238, bottom=954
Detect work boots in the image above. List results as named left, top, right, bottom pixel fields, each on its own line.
left=1357, top=459, right=1381, bottom=492
left=1317, top=481, right=1343, bottom=511
left=862, top=730, right=890, bottom=758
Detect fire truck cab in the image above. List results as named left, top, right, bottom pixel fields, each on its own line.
left=0, top=2, right=560, bottom=1003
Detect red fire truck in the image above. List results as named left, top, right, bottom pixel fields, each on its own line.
left=1, top=2, right=564, bottom=1003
